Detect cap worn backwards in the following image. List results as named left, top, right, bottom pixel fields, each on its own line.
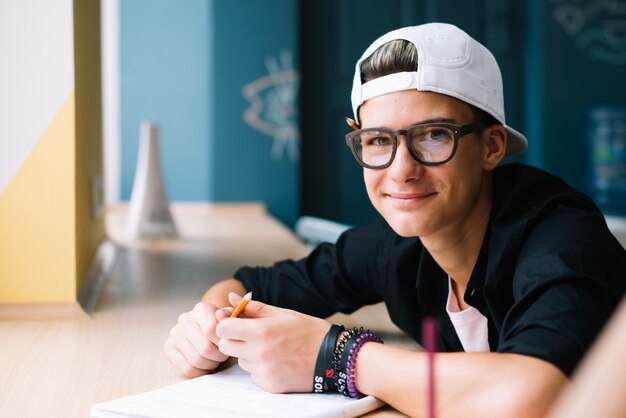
left=351, top=22, right=527, bottom=158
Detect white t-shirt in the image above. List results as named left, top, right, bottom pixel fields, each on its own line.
left=446, top=277, right=490, bottom=352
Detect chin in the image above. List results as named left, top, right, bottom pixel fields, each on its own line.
left=384, top=215, right=428, bottom=238
left=372, top=193, right=439, bottom=238
left=391, top=226, right=422, bottom=238
left=374, top=205, right=422, bottom=238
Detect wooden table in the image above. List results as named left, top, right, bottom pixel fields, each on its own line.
left=0, top=203, right=409, bottom=417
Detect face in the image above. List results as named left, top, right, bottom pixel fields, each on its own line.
left=359, top=90, right=493, bottom=239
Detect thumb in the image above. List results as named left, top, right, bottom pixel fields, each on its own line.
left=228, top=292, right=243, bottom=307
left=227, top=292, right=276, bottom=319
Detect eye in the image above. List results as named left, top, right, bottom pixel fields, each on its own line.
left=411, top=126, right=454, bottom=144
left=363, top=135, right=391, bottom=146
left=425, top=129, right=451, bottom=141
left=411, top=126, right=454, bottom=155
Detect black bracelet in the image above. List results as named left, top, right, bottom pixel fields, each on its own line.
left=313, top=324, right=343, bottom=393
left=323, top=324, right=344, bottom=391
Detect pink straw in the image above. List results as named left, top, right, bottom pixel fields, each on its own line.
left=422, top=316, right=437, bottom=418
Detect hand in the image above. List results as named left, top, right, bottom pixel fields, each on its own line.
left=216, top=293, right=331, bottom=393
left=164, top=302, right=231, bottom=377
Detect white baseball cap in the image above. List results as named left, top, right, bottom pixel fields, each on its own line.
left=351, top=23, right=528, bottom=157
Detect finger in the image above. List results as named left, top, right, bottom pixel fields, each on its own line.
left=237, top=357, right=256, bottom=375
left=215, top=316, right=262, bottom=340
left=218, top=337, right=248, bottom=359
left=241, top=300, right=273, bottom=318
left=173, top=326, right=223, bottom=371
left=190, top=303, right=229, bottom=348
left=216, top=302, right=288, bottom=340
left=237, top=359, right=269, bottom=391
left=180, top=312, right=227, bottom=361
left=164, top=340, right=207, bottom=378
left=181, top=319, right=229, bottom=363
left=190, top=303, right=220, bottom=343
left=215, top=308, right=233, bottom=322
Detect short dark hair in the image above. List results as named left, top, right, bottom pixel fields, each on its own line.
left=360, top=39, right=499, bottom=127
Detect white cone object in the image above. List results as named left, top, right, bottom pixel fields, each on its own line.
left=126, top=122, right=178, bottom=239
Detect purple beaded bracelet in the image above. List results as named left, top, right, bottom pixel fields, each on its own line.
left=345, top=332, right=384, bottom=399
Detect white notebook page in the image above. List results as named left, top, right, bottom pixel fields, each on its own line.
left=91, top=365, right=384, bottom=418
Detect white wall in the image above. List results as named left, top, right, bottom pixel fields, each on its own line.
left=0, top=0, right=74, bottom=195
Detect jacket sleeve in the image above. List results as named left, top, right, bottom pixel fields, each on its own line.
left=496, top=205, right=626, bottom=376
left=233, top=219, right=391, bottom=318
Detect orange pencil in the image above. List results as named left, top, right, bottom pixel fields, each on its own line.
left=230, top=291, right=252, bottom=318
left=345, top=117, right=360, bottom=131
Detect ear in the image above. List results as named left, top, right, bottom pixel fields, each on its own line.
left=482, top=124, right=507, bottom=171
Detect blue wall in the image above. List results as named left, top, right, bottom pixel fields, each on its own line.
left=121, top=0, right=211, bottom=201
left=520, top=0, right=626, bottom=215
left=121, top=0, right=300, bottom=225
left=210, top=0, right=300, bottom=226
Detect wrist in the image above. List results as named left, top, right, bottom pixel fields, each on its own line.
left=332, top=327, right=384, bottom=398
left=345, top=332, right=384, bottom=398
left=352, top=341, right=383, bottom=397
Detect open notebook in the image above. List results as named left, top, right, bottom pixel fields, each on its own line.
left=91, top=365, right=384, bottom=418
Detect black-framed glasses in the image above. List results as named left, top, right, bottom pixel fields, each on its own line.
left=345, top=122, right=485, bottom=169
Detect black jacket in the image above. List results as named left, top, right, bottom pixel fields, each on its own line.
left=235, top=163, right=626, bottom=376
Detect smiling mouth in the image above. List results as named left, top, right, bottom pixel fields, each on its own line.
left=386, top=192, right=437, bottom=205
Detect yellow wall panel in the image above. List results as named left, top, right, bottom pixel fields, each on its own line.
left=0, top=93, right=76, bottom=303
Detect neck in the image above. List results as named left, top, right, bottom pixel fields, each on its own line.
left=420, top=176, right=493, bottom=291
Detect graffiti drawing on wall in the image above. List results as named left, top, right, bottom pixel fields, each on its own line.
left=551, top=0, right=626, bottom=65
left=242, top=50, right=301, bottom=161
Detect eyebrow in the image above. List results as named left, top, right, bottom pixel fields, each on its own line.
left=361, top=117, right=459, bottom=130
left=409, top=117, right=458, bottom=125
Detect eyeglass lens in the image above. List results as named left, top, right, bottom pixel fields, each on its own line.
left=353, top=125, right=456, bottom=167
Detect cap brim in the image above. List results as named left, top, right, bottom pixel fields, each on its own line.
left=504, top=125, right=528, bottom=158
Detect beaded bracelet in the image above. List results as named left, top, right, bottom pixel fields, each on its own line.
left=332, top=327, right=362, bottom=395
left=340, top=333, right=362, bottom=397
left=345, top=332, right=384, bottom=399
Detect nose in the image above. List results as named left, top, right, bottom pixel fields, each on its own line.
left=387, top=136, right=424, bottom=182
